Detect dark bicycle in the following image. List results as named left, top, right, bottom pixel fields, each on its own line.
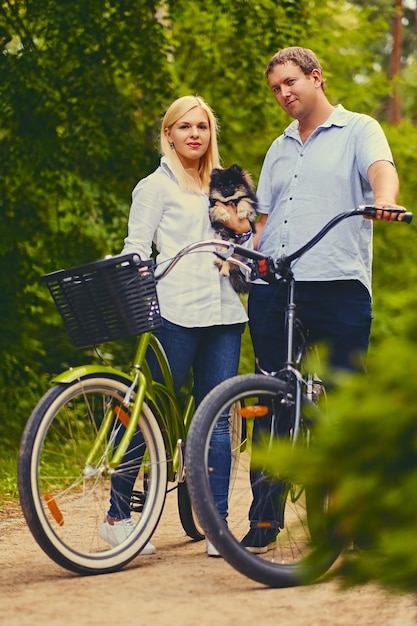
left=184, top=205, right=413, bottom=588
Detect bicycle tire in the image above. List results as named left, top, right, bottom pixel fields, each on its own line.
left=177, top=404, right=244, bottom=541
left=185, top=374, right=342, bottom=588
left=177, top=481, right=205, bottom=540
left=18, top=376, right=168, bottom=575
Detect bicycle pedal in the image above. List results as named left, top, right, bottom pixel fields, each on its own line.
left=130, top=490, right=146, bottom=512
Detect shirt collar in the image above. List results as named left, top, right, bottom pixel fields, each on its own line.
left=283, top=104, right=349, bottom=140
left=160, top=156, right=178, bottom=181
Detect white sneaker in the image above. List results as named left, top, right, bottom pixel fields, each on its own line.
left=206, top=539, right=221, bottom=558
left=99, top=516, right=156, bottom=554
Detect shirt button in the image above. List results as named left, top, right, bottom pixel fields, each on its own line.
left=289, top=197, right=293, bottom=201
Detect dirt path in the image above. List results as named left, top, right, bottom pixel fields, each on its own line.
left=1, top=493, right=416, bottom=626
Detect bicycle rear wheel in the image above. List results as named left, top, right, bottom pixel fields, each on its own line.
left=185, top=374, right=342, bottom=587
left=18, top=375, right=167, bottom=575
left=177, top=481, right=204, bottom=540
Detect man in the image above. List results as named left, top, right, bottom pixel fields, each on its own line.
left=243, top=46, right=405, bottom=552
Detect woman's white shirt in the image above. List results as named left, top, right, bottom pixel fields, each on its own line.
left=122, top=157, right=250, bottom=327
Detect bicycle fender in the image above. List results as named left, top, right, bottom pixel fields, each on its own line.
left=51, top=365, right=134, bottom=385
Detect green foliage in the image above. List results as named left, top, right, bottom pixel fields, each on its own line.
left=251, top=289, right=417, bottom=593
left=239, top=299, right=255, bottom=375
left=0, top=449, right=19, bottom=501
left=167, top=0, right=311, bottom=176
left=370, top=122, right=417, bottom=347
left=0, top=0, right=175, bottom=443
left=305, top=0, right=392, bottom=111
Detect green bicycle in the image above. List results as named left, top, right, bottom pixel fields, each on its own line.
left=18, top=243, right=243, bottom=575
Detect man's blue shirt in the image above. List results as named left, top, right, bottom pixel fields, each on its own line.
left=256, top=104, right=394, bottom=294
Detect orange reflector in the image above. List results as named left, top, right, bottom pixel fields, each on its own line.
left=114, top=405, right=130, bottom=427
left=239, top=405, right=269, bottom=418
left=44, top=494, right=64, bottom=526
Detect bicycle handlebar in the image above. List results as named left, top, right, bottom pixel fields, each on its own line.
left=234, top=205, right=413, bottom=282
left=154, top=206, right=413, bottom=284
left=278, top=206, right=412, bottom=267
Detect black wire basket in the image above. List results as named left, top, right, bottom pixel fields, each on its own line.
left=42, top=253, right=162, bottom=348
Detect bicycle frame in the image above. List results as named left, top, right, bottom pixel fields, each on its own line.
left=51, top=330, right=194, bottom=483
left=281, top=276, right=307, bottom=442
left=254, top=273, right=312, bottom=444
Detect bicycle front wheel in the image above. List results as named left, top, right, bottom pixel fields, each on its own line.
left=185, top=374, right=341, bottom=588
left=18, top=375, right=168, bottom=575
left=177, top=403, right=244, bottom=541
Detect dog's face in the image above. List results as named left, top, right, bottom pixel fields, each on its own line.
left=209, top=164, right=255, bottom=205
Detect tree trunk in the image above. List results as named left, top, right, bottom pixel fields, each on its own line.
left=389, top=0, right=403, bottom=126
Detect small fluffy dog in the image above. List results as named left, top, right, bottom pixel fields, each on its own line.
left=209, top=164, right=258, bottom=293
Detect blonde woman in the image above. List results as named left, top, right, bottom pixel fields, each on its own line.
left=100, top=96, right=253, bottom=556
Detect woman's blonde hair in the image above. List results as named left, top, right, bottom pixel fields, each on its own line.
left=160, top=95, right=221, bottom=194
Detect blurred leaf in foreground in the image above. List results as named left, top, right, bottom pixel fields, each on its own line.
left=252, top=298, right=417, bottom=593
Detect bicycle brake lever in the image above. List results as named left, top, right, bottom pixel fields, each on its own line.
left=213, top=244, right=236, bottom=260
left=251, top=257, right=278, bottom=282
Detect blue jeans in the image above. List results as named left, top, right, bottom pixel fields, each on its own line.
left=247, top=280, right=372, bottom=526
left=108, top=319, right=244, bottom=520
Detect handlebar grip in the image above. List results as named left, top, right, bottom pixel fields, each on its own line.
left=361, top=205, right=413, bottom=224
